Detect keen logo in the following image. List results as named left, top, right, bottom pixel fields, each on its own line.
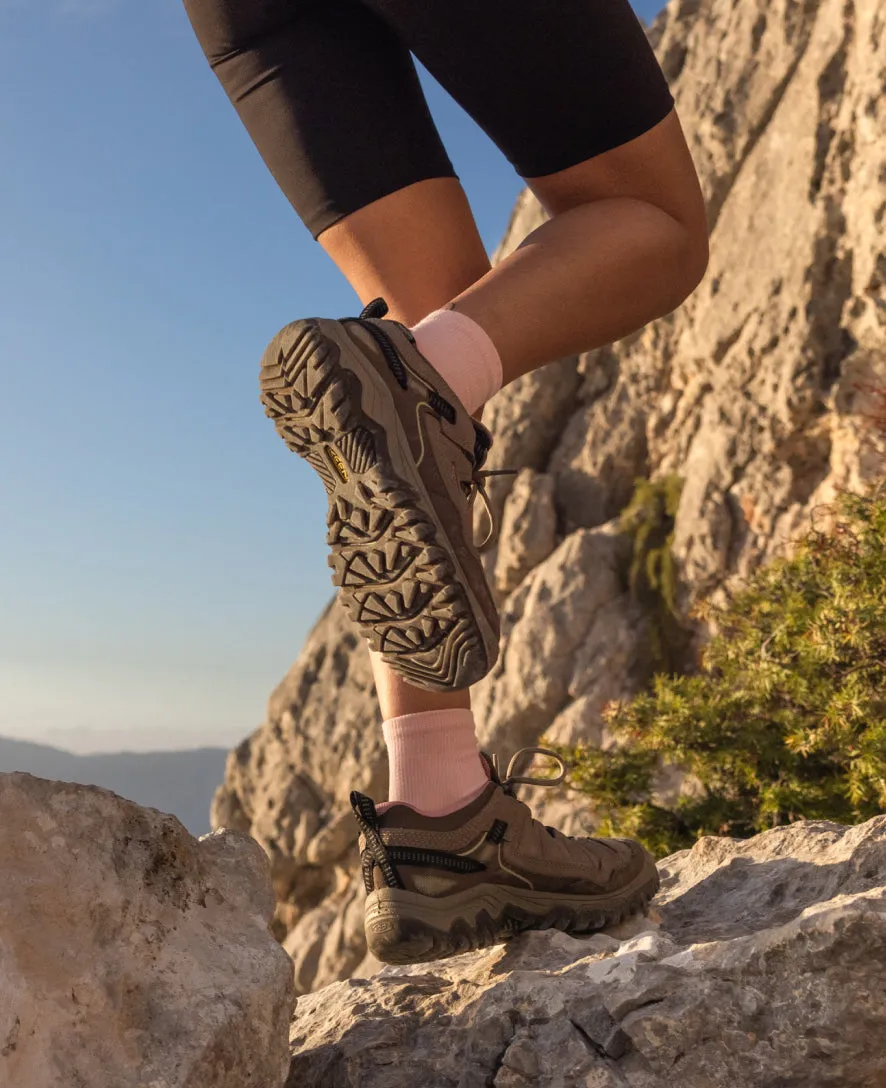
left=325, top=445, right=350, bottom=484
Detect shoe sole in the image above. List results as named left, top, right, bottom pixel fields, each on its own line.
left=259, top=320, right=496, bottom=692
left=364, top=860, right=661, bottom=965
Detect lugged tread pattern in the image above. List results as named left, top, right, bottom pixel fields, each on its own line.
left=259, top=320, right=488, bottom=691
left=338, top=425, right=377, bottom=474
left=365, top=881, right=660, bottom=966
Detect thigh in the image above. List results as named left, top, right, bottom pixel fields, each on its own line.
left=364, top=0, right=677, bottom=180
left=364, top=0, right=705, bottom=242
left=183, top=0, right=456, bottom=240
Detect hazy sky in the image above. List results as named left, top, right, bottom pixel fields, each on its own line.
left=0, top=0, right=665, bottom=754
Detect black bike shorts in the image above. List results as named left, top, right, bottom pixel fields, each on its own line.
left=183, top=0, right=675, bottom=240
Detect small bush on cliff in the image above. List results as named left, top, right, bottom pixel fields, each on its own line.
left=618, top=474, right=693, bottom=675
left=556, top=487, right=886, bottom=858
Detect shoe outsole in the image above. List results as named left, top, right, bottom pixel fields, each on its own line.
left=259, top=320, right=491, bottom=692
left=364, top=869, right=661, bottom=966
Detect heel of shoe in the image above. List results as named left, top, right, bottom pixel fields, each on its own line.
left=365, top=889, right=497, bottom=965
left=259, top=320, right=356, bottom=463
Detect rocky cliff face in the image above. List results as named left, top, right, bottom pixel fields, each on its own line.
left=0, top=773, right=294, bottom=1088
left=287, top=815, right=886, bottom=1088
left=211, top=0, right=886, bottom=995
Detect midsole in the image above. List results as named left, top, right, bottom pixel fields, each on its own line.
left=366, top=860, right=660, bottom=928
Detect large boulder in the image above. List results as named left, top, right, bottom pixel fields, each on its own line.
left=0, top=773, right=295, bottom=1088
left=211, top=0, right=886, bottom=994
left=287, top=815, right=886, bottom=1087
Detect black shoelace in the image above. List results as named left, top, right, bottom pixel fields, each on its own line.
left=341, top=297, right=411, bottom=390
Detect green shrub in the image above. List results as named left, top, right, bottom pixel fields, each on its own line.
left=555, top=487, right=886, bottom=858
left=618, top=474, right=693, bottom=675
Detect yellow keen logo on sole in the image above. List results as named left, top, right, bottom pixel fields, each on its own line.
left=325, top=445, right=350, bottom=484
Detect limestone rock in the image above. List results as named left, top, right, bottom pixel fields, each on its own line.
left=476, top=357, right=582, bottom=596
left=287, top=816, right=886, bottom=1088
left=473, top=524, right=642, bottom=765
left=550, top=381, right=651, bottom=533
left=212, top=0, right=886, bottom=995
left=0, top=773, right=294, bottom=1088
left=494, top=469, right=558, bottom=596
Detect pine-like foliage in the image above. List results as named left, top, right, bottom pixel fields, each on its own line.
left=555, top=487, right=886, bottom=858
left=619, top=474, right=691, bottom=674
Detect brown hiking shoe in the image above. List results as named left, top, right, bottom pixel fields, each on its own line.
left=259, top=297, right=513, bottom=692
left=352, top=748, right=660, bottom=965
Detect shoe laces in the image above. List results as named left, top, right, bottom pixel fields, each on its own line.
left=482, top=747, right=568, bottom=838
left=343, top=297, right=519, bottom=554
left=467, top=422, right=519, bottom=553
left=482, top=746, right=567, bottom=796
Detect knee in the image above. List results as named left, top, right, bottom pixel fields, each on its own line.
left=690, top=222, right=711, bottom=286
left=674, top=214, right=710, bottom=304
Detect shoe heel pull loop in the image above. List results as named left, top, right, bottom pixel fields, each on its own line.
left=359, top=297, right=389, bottom=320
left=351, top=790, right=378, bottom=828
left=340, top=311, right=409, bottom=389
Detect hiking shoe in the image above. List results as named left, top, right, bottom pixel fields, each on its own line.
left=352, top=747, right=660, bottom=965
left=259, top=297, right=514, bottom=692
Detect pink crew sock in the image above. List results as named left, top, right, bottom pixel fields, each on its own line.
left=410, top=307, right=503, bottom=416
left=381, top=708, right=490, bottom=817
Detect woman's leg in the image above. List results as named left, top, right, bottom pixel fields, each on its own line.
left=313, top=178, right=490, bottom=814
left=315, top=176, right=492, bottom=723
left=182, top=0, right=701, bottom=962
left=184, top=0, right=708, bottom=814
left=320, top=108, right=709, bottom=391
left=318, top=108, right=708, bottom=795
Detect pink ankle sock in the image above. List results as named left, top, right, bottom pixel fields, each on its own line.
left=381, top=708, right=490, bottom=817
left=410, top=307, right=503, bottom=416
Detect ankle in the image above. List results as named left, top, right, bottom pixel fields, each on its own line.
left=382, top=708, right=489, bottom=817
left=410, top=308, right=503, bottom=416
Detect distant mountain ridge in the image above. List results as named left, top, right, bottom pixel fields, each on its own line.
left=0, top=736, right=227, bottom=836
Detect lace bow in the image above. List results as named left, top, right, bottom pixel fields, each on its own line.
left=483, top=746, right=567, bottom=796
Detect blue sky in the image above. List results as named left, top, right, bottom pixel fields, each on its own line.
left=0, top=0, right=665, bottom=753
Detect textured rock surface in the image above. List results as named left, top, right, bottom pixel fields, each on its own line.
left=473, top=525, right=644, bottom=764
left=288, top=816, right=886, bottom=1088
left=494, top=469, right=558, bottom=595
left=211, top=0, right=886, bottom=994
left=0, top=773, right=294, bottom=1088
